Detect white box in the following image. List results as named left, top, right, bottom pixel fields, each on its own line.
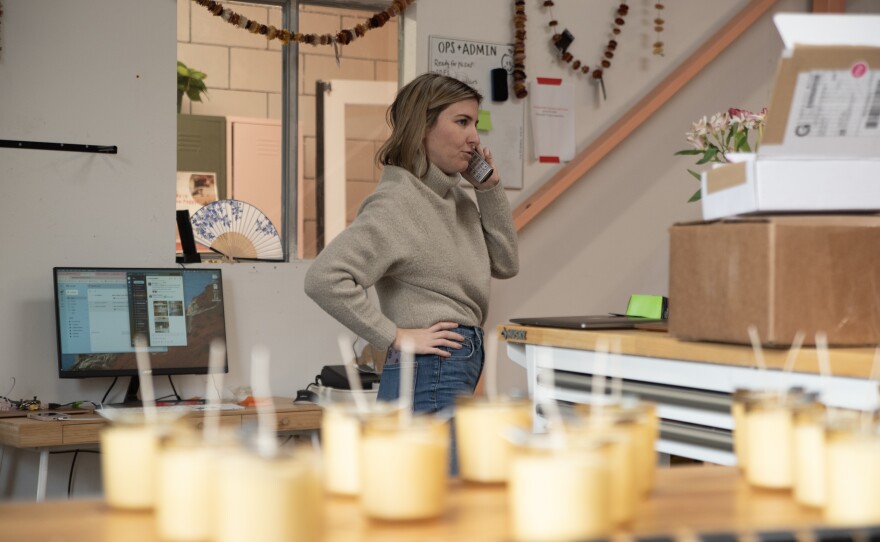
left=701, top=13, right=880, bottom=221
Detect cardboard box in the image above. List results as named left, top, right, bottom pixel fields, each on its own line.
left=700, top=14, right=880, bottom=221
left=668, top=215, right=880, bottom=347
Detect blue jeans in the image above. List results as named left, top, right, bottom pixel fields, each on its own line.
left=377, top=325, right=485, bottom=475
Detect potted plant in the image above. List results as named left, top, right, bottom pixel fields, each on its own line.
left=177, top=60, right=208, bottom=114
left=675, top=107, right=766, bottom=202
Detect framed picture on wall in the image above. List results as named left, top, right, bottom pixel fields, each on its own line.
left=176, top=171, right=218, bottom=253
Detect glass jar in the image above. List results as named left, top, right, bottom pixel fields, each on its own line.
left=359, top=413, right=450, bottom=520
left=824, top=417, right=880, bottom=525
left=791, top=396, right=826, bottom=508
left=570, top=403, right=642, bottom=525
left=454, top=395, right=532, bottom=483
left=156, top=427, right=218, bottom=541
left=215, top=445, right=323, bottom=542
left=508, top=432, right=611, bottom=542
left=743, top=391, right=799, bottom=489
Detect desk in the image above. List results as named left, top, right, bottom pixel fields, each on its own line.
left=500, top=325, right=880, bottom=464
left=0, top=399, right=322, bottom=501
left=0, top=465, right=867, bottom=541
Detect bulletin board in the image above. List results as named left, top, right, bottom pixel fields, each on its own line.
left=428, top=36, right=525, bottom=189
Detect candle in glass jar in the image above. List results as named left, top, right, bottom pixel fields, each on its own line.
left=321, top=404, right=363, bottom=496
left=509, top=434, right=611, bottom=542
left=731, top=388, right=752, bottom=472
left=156, top=431, right=216, bottom=541
left=825, top=424, right=880, bottom=525
left=101, top=422, right=161, bottom=510
left=215, top=449, right=322, bottom=542
left=571, top=404, right=641, bottom=524
left=454, top=395, right=532, bottom=483
left=792, top=398, right=825, bottom=508
left=360, top=414, right=449, bottom=520
left=744, top=392, right=795, bottom=489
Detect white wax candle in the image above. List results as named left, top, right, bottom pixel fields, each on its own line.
left=101, top=424, right=160, bottom=510
left=745, top=403, right=794, bottom=489
left=455, top=396, right=531, bottom=483
left=792, top=402, right=826, bottom=508
left=509, top=441, right=611, bottom=542
left=321, top=404, right=362, bottom=496
left=635, top=402, right=660, bottom=496
left=571, top=404, right=642, bottom=523
left=825, top=431, right=880, bottom=525
left=731, top=391, right=749, bottom=472
left=215, top=450, right=323, bottom=542
left=156, top=439, right=216, bottom=541
left=360, top=416, right=449, bottom=520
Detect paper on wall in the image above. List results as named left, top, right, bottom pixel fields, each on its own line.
left=529, top=78, right=575, bottom=163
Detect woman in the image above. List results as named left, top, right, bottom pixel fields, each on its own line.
left=304, top=72, right=519, bottom=472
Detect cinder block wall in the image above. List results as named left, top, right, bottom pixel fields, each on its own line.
left=177, top=0, right=397, bottom=257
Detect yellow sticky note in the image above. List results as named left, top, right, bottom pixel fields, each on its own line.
left=478, top=110, right=493, bottom=132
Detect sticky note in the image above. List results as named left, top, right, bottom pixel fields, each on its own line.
left=478, top=110, right=493, bottom=132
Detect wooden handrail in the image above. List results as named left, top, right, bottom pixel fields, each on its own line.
left=512, top=0, right=781, bottom=232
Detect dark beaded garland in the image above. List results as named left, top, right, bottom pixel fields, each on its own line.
left=513, top=0, right=529, bottom=98
left=541, top=0, right=630, bottom=89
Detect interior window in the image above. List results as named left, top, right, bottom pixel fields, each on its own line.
left=176, top=0, right=399, bottom=261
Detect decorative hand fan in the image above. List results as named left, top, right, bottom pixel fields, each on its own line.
left=191, top=200, right=283, bottom=260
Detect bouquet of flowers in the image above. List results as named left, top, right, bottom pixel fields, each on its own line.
left=675, top=107, right=766, bottom=202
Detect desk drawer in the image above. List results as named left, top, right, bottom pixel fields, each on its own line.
left=242, top=410, right=321, bottom=432
left=181, top=414, right=242, bottom=432
left=63, top=422, right=105, bottom=445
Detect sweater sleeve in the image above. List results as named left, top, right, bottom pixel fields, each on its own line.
left=474, top=183, right=519, bottom=279
left=303, top=196, right=402, bottom=349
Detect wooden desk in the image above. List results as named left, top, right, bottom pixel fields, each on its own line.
left=500, top=325, right=880, bottom=464
left=0, top=465, right=866, bottom=541
left=0, top=399, right=322, bottom=501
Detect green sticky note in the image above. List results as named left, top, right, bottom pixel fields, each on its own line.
left=478, top=109, right=493, bottom=132
left=626, top=294, right=669, bottom=319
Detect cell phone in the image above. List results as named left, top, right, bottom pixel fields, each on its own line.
left=27, top=412, right=69, bottom=421
left=464, top=151, right=494, bottom=184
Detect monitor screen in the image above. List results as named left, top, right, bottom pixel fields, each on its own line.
left=53, top=267, right=228, bottom=378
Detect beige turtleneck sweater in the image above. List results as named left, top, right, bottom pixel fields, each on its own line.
left=304, top=163, right=519, bottom=349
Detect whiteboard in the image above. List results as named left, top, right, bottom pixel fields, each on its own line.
left=428, top=35, right=525, bottom=189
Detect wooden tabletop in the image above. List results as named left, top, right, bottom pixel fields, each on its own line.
left=0, top=399, right=322, bottom=449
left=0, top=465, right=846, bottom=542
left=499, top=324, right=880, bottom=380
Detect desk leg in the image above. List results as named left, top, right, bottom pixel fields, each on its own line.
left=36, top=448, right=48, bottom=501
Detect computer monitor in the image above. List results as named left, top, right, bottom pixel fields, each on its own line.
left=53, top=267, right=229, bottom=404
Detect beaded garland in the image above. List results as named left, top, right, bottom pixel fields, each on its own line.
left=653, top=3, right=666, bottom=56
left=512, top=0, right=528, bottom=99
left=541, top=0, right=630, bottom=96
left=192, top=0, right=414, bottom=47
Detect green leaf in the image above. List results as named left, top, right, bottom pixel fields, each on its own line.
left=688, top=187, right=702, bottom=202
left=687, top=169, right=702, bottom=181
left=674, top=149, right=703, bottom=156
left=696, top=146, right=718, bottom=165
left=186, top=87, right=205, bottom=102
left=190, top=70, right=207, bottom=80
left=725, top=125, right=735, bottom=147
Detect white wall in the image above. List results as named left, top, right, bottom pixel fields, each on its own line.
left=1, top=0, right=878, bottom=500
left=409, top=0, right=817, bottom=394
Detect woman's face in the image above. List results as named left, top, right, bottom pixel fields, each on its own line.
left=424, top=99, right=480, bottom=175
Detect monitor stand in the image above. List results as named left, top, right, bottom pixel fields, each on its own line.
left=109, top=375, right=143, bottom=407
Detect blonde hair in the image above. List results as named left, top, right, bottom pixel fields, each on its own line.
left=377, top=73, right=482, bottom=178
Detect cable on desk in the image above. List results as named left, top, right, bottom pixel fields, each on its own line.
left=101, top=378, right=118, bottom=406
left=168, top=375, right=182, bottom=402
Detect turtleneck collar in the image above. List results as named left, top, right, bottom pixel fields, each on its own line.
left=420, top=162, right=461, bottom=198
